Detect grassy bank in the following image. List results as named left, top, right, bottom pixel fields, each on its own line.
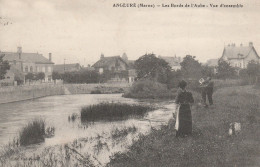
left=65, top=83, right=130, bottom=94
left=81, top=103, right=154, bottom=122
left=123, top=79, right=177, bottom=99
left=108, top=85, right=260, bottom=167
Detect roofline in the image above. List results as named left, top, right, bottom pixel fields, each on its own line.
left=92, top=56, right=129, bottom=68
left=221, top=46, right=260, bottom=60
left=35, top=62, right=54, bottom=64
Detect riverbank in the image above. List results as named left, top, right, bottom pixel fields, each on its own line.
left=0, top=84, right=65, bottom=104
left=108, top=85, right=260, bottom=167
left=0, top=83, right=131, bottom=104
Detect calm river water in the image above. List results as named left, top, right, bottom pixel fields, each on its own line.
left=0, top=94, right=176, bottom=165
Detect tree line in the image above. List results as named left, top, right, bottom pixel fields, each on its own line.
left=134, top=54, right=260, bottom=88
left=0, top=53, right=259, bottom=85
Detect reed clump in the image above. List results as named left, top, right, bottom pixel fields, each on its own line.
left=19, top=119, right=45, bottom=146
left=81, top=103, right=153, bottom=122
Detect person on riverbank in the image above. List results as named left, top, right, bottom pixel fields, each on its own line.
left=200, top=77, right=214, bottom=107
left=175, top=80, right=194, bottom=137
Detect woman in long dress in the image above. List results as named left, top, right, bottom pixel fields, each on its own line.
left=175, top=80, right=194, bottom=137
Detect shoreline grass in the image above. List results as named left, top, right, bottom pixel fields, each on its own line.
left=123, top=79, right=177, bottom=99
left=81, top=103, right=154, bottom=122
left=111, top=126, right=137, bottom=139
left=19, top=119, right=45, bottom=146
left=107, top=85, right=260, bottom=167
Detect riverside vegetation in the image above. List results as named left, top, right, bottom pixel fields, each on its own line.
left=108, top=85, right=260, bottom=167
left=81, top=103, right=154, bottom=122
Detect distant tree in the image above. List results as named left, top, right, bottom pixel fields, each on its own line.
left=52, top=72, right=62, bottom=80
left=25, top=73, right=34, bottom=82
left=201, top=65, right=214, bottom=77
left=217, top=59, right=236, bottom=79
left=0, top=54, right=10, bottom=80
left=180, top=55, right=203, bottom=79
left=134, top=53, right=171, bottom=84
left=166, top=69, right=183, bottom=89
left=36, top=72, right=45, bottom=81
left=246, top=60, right=260, bottom=84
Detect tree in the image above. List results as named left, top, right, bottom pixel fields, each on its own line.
left=134, top=53, right=172, bottom=84
left=217, top=59, right=236, bottom=79
left=36, top=72, right=45, bottom=81
left=202, top=65, right=214, bottom=77
left=0, top=54, right=10, bottom=80
left=52, top=72, right=62, bottom=80
left=25, top=73, right=34, bottom=82
left=246, top=60, right=259, bottom=84
left=180, top=55, right=203, bottom=79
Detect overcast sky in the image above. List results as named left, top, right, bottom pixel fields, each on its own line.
left=0, top=0, right=260, bottom=66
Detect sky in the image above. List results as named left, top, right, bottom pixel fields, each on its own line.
left=0, top=0, right=260, bottom=66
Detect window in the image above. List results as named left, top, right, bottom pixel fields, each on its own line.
left=99, top=68, right=103, bottom=74
left=48, top=66, right=51, bottom=72
left=42, top=67, right=45, bottom=72
left=30, top=66, right=33, bottom=72
left=25, top=66, right=28, bottom=72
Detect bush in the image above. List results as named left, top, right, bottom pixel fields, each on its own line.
left=123, top=79, right=177, bottom=99
left=81, top=103, right=153, bottom=122
left=19, top=119, right=45, bottom=146
left=90, top=90, right=102, bottom=94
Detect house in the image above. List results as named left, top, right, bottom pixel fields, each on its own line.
left=1, top=47, right=54, bottom=84
left=158, top=55, right=182, bottom=71
left=0, top=66, right=24, bottom=86
left=82, top=64, right=95, bottom=71
left=92, top=53, right=132, bottom=82
left=220, top=42, right=260, bottom=69
left=92, top=54, right=128, bottom=73
left=53, top=63, right=82, bottom=73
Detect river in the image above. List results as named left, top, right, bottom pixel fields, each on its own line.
left=0, top=94, right=176, bottom=166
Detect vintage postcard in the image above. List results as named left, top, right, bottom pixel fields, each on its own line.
left=0, top=0, right=259, bottom=166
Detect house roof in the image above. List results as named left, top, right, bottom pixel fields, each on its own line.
left=222, top=46, right=259, bottom=59
left=92, top=56, right=128, bottom=68
left=206, top=59, right=219, bottom=67
left=126, top=60, right=135, bottom=69
left=1, top=52, right=54, bottom=64
left=53, top=63, right=81, bottom=73
left=158, top=56, right=181, bottom=67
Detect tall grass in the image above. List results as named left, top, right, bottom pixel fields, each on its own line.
left=111, top=126, right=137, bottom=139
left=81, top=103, right=154, bottom=122
left=19, top=119, right=45, bottom=146
left=108, top=85, right=260, bottom=167
left=123, top=79, right=177, bottom=99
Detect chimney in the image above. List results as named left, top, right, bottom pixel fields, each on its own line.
left=240, top=43, right=243, bottom=47
left=17, top=47, right=22, bottom=59
left=249, top=42, right=253, bottom=47
left=49, top=53, right=52, bottom=62
left=100, top=53, right=104, bottom=60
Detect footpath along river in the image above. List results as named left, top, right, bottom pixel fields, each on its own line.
left=0, top=94, right=176, bottom=165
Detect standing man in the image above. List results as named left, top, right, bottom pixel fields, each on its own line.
left=200, top=77, right=214, bottom=107
left=206, top=77, right=214, bottom=106
left=200, top=78, right=209, bottom=108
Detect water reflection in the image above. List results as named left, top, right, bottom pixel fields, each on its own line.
left=0, top=94, right=175, bottom=166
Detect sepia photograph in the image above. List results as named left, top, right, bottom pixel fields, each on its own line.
left=0, top=0, right=259, bottom=166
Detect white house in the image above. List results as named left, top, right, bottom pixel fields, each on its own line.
left=220, top=42, right=260, bottom=69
